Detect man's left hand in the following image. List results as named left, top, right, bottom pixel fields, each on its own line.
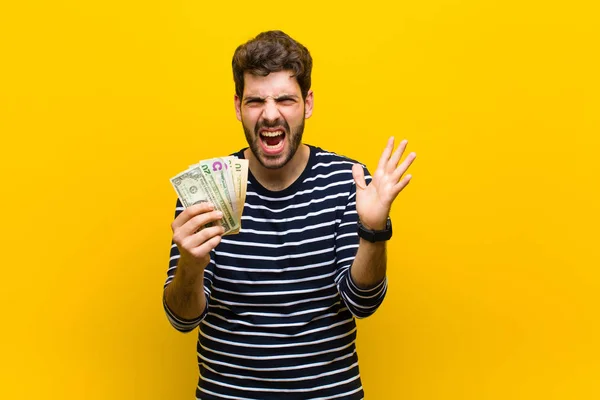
left=352, top=137, right=417, bottom=230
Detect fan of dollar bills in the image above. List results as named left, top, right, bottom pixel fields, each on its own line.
left=170, top=157, right=249, bottom=235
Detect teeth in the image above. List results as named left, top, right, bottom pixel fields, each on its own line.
left=265, top=141, right=284, bottom=149
left=261, top=130, right=284, bottom=137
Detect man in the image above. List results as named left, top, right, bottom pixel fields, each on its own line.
left=164, top=30, right=416, bottom=399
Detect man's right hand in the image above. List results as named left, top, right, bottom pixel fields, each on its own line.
left=171, top=202, right=225, bottom=272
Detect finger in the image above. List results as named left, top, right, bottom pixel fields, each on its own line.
left=392, top=173, right=413, bottom=194
left=191, top=234, right=223, bottom=258
left=386, top=139, right=408, bottom=174
left=376, top=137, right=395, bottom=173
left=173, top=210, right=223, bottom=246
left=352, top=163, right=367, bottom=190
left=180, top=210, right=224, bottom=237
left=182, top=225, right=225, bottom=250
left=171, top=202, right=215, bottom=231
left=391, top=151, right=417, bottom=183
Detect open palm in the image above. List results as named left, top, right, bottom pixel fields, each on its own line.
left=352, top=137, right=417, bottom=230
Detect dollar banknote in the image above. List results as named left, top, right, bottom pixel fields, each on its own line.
left=230, top=158, right=248, bottom=221
left=222, top=157, right=248, bottom=234
left=199, top=158, right=238, bottom=218
left=171, top=156, right=248, bottom=235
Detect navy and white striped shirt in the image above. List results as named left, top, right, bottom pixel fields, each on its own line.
left=164, top=145, right=387, bottom=399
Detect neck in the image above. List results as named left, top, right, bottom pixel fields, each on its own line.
left=245, top=144, right=310, bottom=192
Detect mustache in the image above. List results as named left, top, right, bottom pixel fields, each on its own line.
left=255, top=119, right=290, bottom=135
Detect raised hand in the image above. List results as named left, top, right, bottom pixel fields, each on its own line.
left=352, top=137, right=417, bottom=230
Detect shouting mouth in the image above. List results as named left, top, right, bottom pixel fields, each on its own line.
left=259, top=129, right=286, bottom=154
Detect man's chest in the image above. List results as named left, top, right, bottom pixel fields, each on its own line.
left=212, top=192, right=346, bottom=289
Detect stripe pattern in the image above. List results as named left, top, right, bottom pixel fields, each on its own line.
left=164, top=145, right=387, bottom=399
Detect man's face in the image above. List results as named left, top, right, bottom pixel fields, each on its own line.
left=235, top=70, right=313, bottom=169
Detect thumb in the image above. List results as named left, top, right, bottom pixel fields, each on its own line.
left=352, top=163, right=367, bottom=190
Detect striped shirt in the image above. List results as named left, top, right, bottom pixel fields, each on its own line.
left=164, top=145, right=388, bottom=399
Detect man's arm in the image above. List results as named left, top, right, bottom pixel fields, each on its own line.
left=336, top=232, right=388, bottom=319
left=350, top=137, right=416, bottom=286
left=333, top=169, right=386, bottom=319
left=163, top=202, right=224, bottom=330
left=164, top=259, right=208, bottom=321
left=350, top=240, right=386, bottom=289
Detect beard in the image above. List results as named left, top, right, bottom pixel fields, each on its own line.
left=243, top=116, right=305, bottom=170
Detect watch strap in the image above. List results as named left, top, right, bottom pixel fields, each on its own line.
left=357, top=217, right=392, bottom=242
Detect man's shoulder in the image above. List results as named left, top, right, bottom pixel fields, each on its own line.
left=307, top=144, right=365, bottom=169
left=229, top=148, right=246, bottom=158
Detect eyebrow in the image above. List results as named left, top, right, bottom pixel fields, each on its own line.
left=243, top=94, right=300, bottom=103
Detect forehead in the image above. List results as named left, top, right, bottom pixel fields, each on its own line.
left=242, top=70, right=302, bottom=98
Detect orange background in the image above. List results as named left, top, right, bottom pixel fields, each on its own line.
left=1, top=0, right=599, bottom=398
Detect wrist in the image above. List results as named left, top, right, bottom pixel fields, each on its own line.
left=360, top=220, right=387, bottom=230
left=357, top=217, right=393, bottom=242
left=176, top=257, right=207, bottom=283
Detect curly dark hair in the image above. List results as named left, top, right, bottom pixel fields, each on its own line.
left=232, top=30, right=313, bottom=100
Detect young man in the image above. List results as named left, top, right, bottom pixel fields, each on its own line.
left=164, top=30, right=416, bottom=399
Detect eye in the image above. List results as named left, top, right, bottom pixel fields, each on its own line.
left=245, top=99, right=264, bottom=107
left=277, top=98, right=296, bottom=106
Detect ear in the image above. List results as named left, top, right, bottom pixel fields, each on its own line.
left=234, top=94, right=242, bottom=121
left=304, top=90, right=314, bottom=119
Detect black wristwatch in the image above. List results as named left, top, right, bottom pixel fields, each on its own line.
left=357, top=217, right=393, bottom=242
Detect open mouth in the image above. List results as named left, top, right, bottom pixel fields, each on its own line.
left=259, top=129, right=286, bottom=153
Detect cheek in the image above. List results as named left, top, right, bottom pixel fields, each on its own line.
left=241, top=112, right=258, bottom=129
left=281, top=108, right=304, bottom=125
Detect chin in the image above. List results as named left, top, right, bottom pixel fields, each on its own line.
left=257, top=150, right=292, bottom=170
left=244, top=123, right=304, bottom=170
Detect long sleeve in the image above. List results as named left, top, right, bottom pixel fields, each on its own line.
left=334, top=167, right=388, bottom=318
left=163, top=199, right=216, bottom=332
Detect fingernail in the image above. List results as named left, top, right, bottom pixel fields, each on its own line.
left=208, top=203, right=215, bottom=210
left=216, top=211, right=223, bottom=217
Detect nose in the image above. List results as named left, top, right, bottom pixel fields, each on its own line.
left=261, top=98, right=281, bottom=122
